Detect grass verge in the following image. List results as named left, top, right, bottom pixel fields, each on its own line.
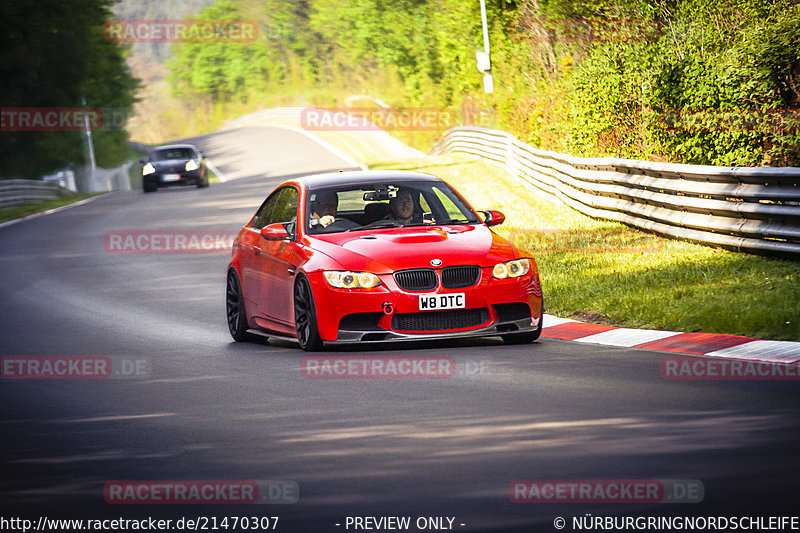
left=371, top=155, right=800, bottom=341
left=0, top=194, right=101, bottom=224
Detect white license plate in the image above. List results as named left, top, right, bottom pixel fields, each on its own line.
left=419, top=293, right=465, bottom=311
left=163, top=174, right=181, bottom=182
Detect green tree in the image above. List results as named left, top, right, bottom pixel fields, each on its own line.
left=155, top=0, right=800, bottom=166
left=0, top=0, right=139, bottom=178
left=167, top=1, right=272, bottom=102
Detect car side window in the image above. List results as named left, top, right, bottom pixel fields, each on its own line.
left=273, top=187, right=299, bottom=237
left=419, top=194, right=431, bottom=212
left=272, top=187, right=298, bottom=224
left=252, top=187, right=299, bottom=232
left=253, top=192, right=280, bottom=230
left=432, top=186, right=464, bottom=220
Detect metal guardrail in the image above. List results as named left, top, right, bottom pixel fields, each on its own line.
left=82, top=162, right=133, bottom=192
left=0, top=179, right=75, bottom=208
left=431, top=126, right=800, bottom=257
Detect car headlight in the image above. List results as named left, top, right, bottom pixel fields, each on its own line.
left=185, top=159, right=199, bottom=171
left=492, top=258, right=530, bottom=279
left=323, top=271, right=381, bottom=289
left=142, top=163, right=156, bottom=176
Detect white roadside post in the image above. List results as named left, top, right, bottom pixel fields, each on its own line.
left=478, top=0, right=494, bottom=93
left=81, top=96, right=97, bottom=191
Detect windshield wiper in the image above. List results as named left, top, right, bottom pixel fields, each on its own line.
left=436, top=218, right=472, bottom=225
left=346, top=220, right=404, bottom=232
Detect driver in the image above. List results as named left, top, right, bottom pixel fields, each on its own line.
left=311, top=190, right=339, bottom=228
left=309, top=190, right=358, bottom=232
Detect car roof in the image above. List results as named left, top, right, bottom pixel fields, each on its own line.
left=297, top=170, right=442, bottom=189
left=152, top=144, right=198, bottom=152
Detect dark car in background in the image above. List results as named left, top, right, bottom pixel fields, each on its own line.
left=142, top=144, right=208, bottom=192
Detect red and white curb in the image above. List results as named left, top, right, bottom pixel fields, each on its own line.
left=541, top=314, right=800, bottom=365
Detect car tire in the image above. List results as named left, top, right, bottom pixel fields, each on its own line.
left=294, top=275, right=323, bottom=351
left=226, top=270, right=261, bottom=342
left=501, top=300, right=543, bottom=345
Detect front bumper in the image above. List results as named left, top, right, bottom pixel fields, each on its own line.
left=144, top=169, right=204, bottom=188
left=307, top=266, right=543, bottom=344
left=327, top=315, right=539, bottom=345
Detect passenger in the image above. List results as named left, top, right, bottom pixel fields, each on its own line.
left=387, top=188, right=414, bottom=224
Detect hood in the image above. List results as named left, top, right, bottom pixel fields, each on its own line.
left=152, top=158, right=192, bottom=170
left=306, top=224, right=517, bottom=273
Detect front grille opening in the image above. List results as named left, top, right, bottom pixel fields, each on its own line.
left=494, top=302, right=532, bottom=322
left=338, top=312, right=383, bottom=331
left=441, top=265, right=481, bottom=288
left=394, top=268, right=437, bottom=291
left=361, top=332, right=390, bottom=342
left=391, top=308, right=489, bottom=332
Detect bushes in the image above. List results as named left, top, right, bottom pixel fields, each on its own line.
left=564, top=1, right=800, bottom=165
left=162, top=0, right=799, bottom=166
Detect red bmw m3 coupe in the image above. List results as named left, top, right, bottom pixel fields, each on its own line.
left=226, top=170, right=543, bottom=350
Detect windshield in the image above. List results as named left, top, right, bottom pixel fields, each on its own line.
left=304, top=180, right=481, bottom=234
left=151, top=148, right=194, bottom=161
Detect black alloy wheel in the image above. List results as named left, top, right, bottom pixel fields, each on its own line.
left=294, top=275, right=323, bottom=351
left=226, top=270, right=260, bottom=342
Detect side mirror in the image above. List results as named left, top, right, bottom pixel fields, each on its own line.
left=260, top=222, right=289, bottom=241
left=481, top=210, right=505, bottom=227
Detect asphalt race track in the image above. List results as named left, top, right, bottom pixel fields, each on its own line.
left=1, top=126, right=798, bottom=532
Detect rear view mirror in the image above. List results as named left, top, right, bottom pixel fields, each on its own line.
left=260, top=222, right=289, bottom=241
left=363, top=186, right=398, bottom=202
left=364, top=190, right=389, bottom=202
left=480, top=210, right=505, bottom=227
